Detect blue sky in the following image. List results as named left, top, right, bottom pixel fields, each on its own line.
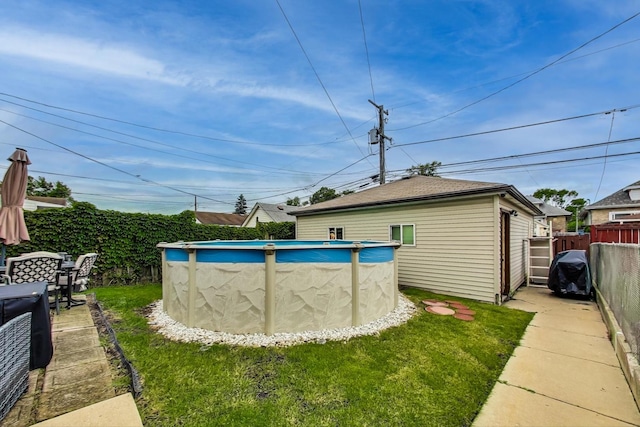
left=0, top=0, right=638, bottom=214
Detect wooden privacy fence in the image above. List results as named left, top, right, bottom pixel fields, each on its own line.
left=552, top=233, right=591, bottom=257
left=592, top=223, right=640, bottom=244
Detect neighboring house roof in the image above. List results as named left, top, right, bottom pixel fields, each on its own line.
left=195, top=211, right=245, bottom=226
left=23, top=196, right=67, bottom=211
left=585, top=179, right=640, bottom=210
left=526, top=196, right=572, bottom=217
left=293, top=175, right=541, bottom=216
left=242, top=203, right=297, bottom=226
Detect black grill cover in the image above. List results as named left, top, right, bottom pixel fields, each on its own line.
left=547, top=250, right=591, bottom=296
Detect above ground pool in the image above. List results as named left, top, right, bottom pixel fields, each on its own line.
left=157, top=240, right=400, bottom=335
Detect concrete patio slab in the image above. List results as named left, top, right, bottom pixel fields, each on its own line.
left=501, top=346, right=640, bottom=424
left=472, top=286, right=640, bottom=426
left=49, top=346, right=108, bottom=369
left=520, top=325, right=620, bottom=366
left=473, top=382, right=637, bottom=427
left=528, top=308, right=609, bottom=337
left=32, top=393, right=142, bottom=427
left=36, top=381, right=115, bottom=422
left=51, top=332, right=101, bottom=352
left=42, top=359, right=112, bottom=391
left=51, top=314, right=96, bottom=329
left=52, top=327, right=100, bottom=347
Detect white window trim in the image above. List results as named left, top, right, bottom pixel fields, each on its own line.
left=328, top=226, right=345, bottom=240
left=389, top=224, right=416, bottom=246
left=609, top=210, right=640, bottom=222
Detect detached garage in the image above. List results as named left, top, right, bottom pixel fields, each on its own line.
left=292, top=176, right=541, bottom=304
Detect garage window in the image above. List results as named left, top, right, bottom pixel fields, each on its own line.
left=390, top=224, right=415, bottom=245
left=328, top=227, right=344, bottom=240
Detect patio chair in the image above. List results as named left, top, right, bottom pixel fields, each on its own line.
left=1, top=252, right=63, bottom=314
left=57, top=253, right=98, bottom=302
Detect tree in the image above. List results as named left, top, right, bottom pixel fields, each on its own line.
left=26, top=176, right=74, bottom=201
left=310, top=187, right=339, bottom=205
left=566, top=197, right=589, bottom=232
left=286, top=196, right=301, bottom=206
left=234, top=194, right=247, bottom=215
left=533, top=188, right=579, bottom=208
left=406, top=161, right=441, bottom=177
left=341, top=189, right=355, bottom=196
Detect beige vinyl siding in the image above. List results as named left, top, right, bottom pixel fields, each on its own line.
left=297, top=196, right=498, bottom=303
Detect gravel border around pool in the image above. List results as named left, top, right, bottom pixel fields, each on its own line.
left=147, top=295, right=418, bottom=347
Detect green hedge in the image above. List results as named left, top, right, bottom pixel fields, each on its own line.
left=10, top=202, right=295, bottom=285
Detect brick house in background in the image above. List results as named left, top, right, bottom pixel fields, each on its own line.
left=584, top=180, right=640, bottom=226
left=526, top=196, right=572, bottom=234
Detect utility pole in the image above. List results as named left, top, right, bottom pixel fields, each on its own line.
left=194, top=195, right=197, bottom=213
left=368, top=100, right=391, bottom=184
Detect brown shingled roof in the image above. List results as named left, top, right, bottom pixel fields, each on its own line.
left=586, top=179, right=640, bottom=210
left=195, top=211, right=245, bottom=226
left=293, top=175, right=540, bottom=215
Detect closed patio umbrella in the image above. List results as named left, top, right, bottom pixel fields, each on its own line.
left=0, top=148, right=31, bottom=265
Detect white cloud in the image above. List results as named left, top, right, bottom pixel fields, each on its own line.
left=0, top=27, right=187, bottom=86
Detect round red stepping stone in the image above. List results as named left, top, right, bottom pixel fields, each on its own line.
left=449, top=303, right=469, bottom=310
left=454, top=313, right=474, bottom=321
left=426, top=306, right=455, bottom=315
left=455, top=309, right=475, bottom=316
left=422, top=300, right=449, bottom=307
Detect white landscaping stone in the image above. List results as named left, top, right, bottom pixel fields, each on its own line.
left=147, top=295, right=418, bottom=347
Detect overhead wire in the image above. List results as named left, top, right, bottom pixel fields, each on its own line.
left=0, top=103, right=335, bottom=177
left=5, top=11, right=638, bottom=211
left=0, top=118, right=233, bottom=205
left=390, top=37, right=640, bottom=111
left=0, top=92, right=335, bottom=148
left=250, top=153, right=376, bottom=202
left=387, top=136, right=640, bottom=174
left=389, top=11, right=640, bottom=131
left=594, top=110, right=620, bottom=200
left=391, top=105, right=640, bottom=148
left=274, top=0, right=375, bottom=167
left=442, top=150, right=640, bottom=176
left=358, top=0, right=375, bottom=102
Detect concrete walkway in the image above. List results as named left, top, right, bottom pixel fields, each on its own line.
left=473, top=286, right=640, bottom=427
left=1, top=296, right=143, bottom=427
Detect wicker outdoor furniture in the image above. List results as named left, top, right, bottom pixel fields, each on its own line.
left=0, top=312, right=31, bottom=421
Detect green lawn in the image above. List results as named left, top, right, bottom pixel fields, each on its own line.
left=93, top=284, right=532, bottom=427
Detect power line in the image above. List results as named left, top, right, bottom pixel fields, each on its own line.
left=594, top=110, right=620, bottom=200
left=443, top=150, right=640, bottom=176
left=274, top=0, right=374, bottom=166
left=388, top=136, right=640, bottom=174
left=358, top=0, right=375, bottom=102
left=0, top=104, right=333, bottom=177
left=389, top=11, right=640, bottom=131
left=390, top=37, right=640, bottom=111
left=0, top=118, right=233, bottom=205
left=0, top=92, right=336, bottom=148
left=392, top=105, right=640, bottom=148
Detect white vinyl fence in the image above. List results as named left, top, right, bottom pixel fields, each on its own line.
left=591, top=243, right=640, bottom=359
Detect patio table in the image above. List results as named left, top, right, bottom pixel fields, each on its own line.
left=59, top=260, right=86, bottom=309
left=0, top=281, right=53, bottom=369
